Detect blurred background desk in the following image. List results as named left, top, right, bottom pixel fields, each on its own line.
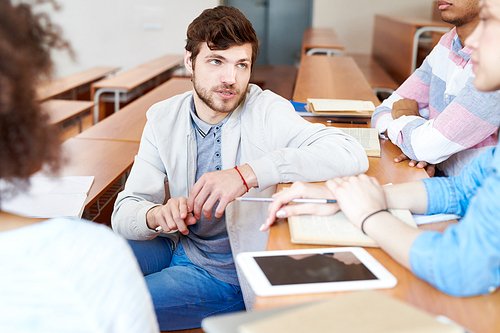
left=302, top=27, right=345, bottom=56
left=372, top=15, right=451, bottom=84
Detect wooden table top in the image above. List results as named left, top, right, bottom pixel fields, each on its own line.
left=78, top=78, right=192, bottom=142
left=255, top=215, right=500, bottom=333
left=302, top=27, right=345, bottom=54
left=253, top=121, right=500, bottom=333
left=293, top=56, right=380, bottom=106
left=37, top=66, right=120, bottom=101
left=42, top=100, right=94, bottom=126
left=57, top=138, right=139, bottom=210
left=91, top=55, right=183, bottom=91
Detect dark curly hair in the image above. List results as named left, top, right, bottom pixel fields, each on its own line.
left=0, top=0, right=71, bottom=197
left=185, top=6, right=259, bottom=69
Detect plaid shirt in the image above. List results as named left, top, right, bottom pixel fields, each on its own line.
left=372, top=27, right=500, bottom=176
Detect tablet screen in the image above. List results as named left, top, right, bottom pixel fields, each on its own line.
left=254, top=251, right=377, bottom=286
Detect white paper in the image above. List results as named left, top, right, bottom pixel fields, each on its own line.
left=0, top=176, right=94, bottom=218
left=413, top=213, right=461, bottom=225
left=308, top=99, right=376, bottom=112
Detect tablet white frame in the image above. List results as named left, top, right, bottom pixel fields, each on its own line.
left=236, top=247, right=397, bottom=296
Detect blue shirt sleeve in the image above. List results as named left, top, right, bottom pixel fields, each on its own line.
left=410, top=146, right=500, bottom=296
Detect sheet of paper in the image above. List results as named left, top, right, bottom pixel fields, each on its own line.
left=308, top=99, right=375, bottom=112
left=0, top=176, right=94, bottom=218
left=413, top=213, right=461, bottom=225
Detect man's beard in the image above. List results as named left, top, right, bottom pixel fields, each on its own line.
left=192, top=73, right=247, bottom=114
left=442, top=11, right=478, bottom=28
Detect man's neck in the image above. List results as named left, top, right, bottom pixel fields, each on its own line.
left=455, top=19, right=479, bottom=46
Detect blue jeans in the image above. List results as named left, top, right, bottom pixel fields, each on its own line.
left=128, top=237, right=245, bottom=331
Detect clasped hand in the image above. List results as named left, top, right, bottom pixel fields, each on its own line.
left=147, top=168, right=250, bottom=235
left=391, top=98, right=420, bottom=119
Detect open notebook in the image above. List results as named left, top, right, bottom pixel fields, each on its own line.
left=0, top=176, right=94, bottom=218
left=289, top=209, right=416, bottom=247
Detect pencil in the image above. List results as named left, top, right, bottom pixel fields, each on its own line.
left=327, top=120, right=367, bottom=124
left=235, top=197, right=337, bottom=204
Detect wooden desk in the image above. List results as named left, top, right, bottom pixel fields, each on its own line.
left=302, top=27, right=345, bottom=56
left=255, top=217, right=500, bottom=333
left=293, top=56, right=380, bottom=106
left=253, top=142, right=500, bottom=333
left=43, top=100, right=95, bottom=141
left=77, top=78, right=192, bottom=143
left=373, top=15, right=451, bottom=84
left=348, top=53, right=399, bottom=92
left=57, top=138, right=139, bottom=221
left=91, top=55, right=183, bottom=123
left=37, top=66, right=119, bottom=101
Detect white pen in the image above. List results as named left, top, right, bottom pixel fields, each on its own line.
left=235, top=197, right=337, bottom=204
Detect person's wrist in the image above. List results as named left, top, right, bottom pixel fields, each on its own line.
left=235, top=164, right=258, bottom=189
left=146, top=206, right=161, bottom=230
left=360, top=209, right=389, bottom=234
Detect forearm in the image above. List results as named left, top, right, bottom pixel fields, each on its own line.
left=383, top=181, right=428, bottom=214
left=248, top=128, right=368, bottom=190
left=362, top=211, right=423, bottom=269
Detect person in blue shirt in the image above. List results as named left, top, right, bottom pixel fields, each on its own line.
left=263, top=0, right=500, bottom=297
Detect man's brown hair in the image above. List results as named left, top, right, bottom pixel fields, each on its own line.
left=185, top=6, right=259, bottom=69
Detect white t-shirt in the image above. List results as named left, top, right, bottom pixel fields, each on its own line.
left=0, top=218, right=159, bottom=333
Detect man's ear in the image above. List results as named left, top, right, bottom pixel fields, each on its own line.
left=184, top=51, right=193, bottom=75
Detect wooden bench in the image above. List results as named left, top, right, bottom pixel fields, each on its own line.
left=293, top=56, right=380, bottom=126
left=91, top=55, right=183, bottom=123
left=37, top=66, right=119, bottom=101
left=78, top=78, right=192, bottom=143
left=372, top=15, right=451, bottom=84
left=347, top=53, right=399, bottom=101
left=42, top=100, right=94, bottom=141
left=293, top=56, right=380, bottom=105
left=301, top=27, right=345, bottom=56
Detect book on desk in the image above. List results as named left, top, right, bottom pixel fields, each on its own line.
left=307, top=98, right=375, bottom=117
left=289, top=209, right=416, bottom=247
left=338, top=127, right=380, bottom=157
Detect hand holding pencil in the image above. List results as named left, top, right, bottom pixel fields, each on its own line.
left=254, top=181, right=340, bottom=232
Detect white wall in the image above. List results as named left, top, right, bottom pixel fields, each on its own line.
left=44, top=0, right=436, bottom=77
left=41, top=0, right=220, bottom=78
left=312, top=0, right=436, bottom=54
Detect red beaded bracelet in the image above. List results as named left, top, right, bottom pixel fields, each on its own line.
left=234, top=166, right=249, bottom=192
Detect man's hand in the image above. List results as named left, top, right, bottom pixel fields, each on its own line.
left=187, top=164, right=258, bottom=220
left=394, top=153, right=436, bottom=177
left=146, top=197, right=197, bottom=235
left=391, top=98, right=420, bottom=119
